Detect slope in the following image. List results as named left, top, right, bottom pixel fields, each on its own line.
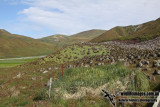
left=0, top=29, right=55, bottom=58
left=91, top=18, right=160, bottom=43
left=39, top=29, right=106, bottom=47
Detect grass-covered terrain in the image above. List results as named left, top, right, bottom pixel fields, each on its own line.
left=39, top=29, right=106, bottom=47
left=91, top=18, right=160, bottom=43
left=43, top=44, right=109, bottom=64
left=32, top=63, right=150, bottom=107
left=0, top=56, right=43, bottom=68
left=53, top=63, right=149, bottom=93
left=0, top=29, right=56, bottom=58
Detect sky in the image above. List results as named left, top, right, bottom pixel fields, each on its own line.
left=0, top=0, right=160, bottom=39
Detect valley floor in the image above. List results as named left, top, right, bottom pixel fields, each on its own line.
left=0, top=56, right=45, bottom=68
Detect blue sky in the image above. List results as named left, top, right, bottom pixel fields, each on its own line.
left=0, top=0, right=160, bottom=39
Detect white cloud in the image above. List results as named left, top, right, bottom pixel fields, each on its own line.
left=18, top=0, right=160, bottom=37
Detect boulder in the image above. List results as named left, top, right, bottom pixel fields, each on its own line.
left=118, top=59, right=125, bottom=62
left=157, top=53, right=160, bottom=57
left=11, top=90, right=20, bottom=97
left=48, top=67, right=52, bottom=71
left=68, top=65, right=72, bottom=68
left=84, top=64, right=90, bottom=68
left=99, top=58, right=103, bottom=61
left=90, top=60, right=93, bottom=64
left=54, top=67, right=58, bottom=70
left=153, top=60, right=160, bottom=67
left=98, top=63, right=102, bottom=66
left=137, top=62, right=143, bottom=68
left=13, top=72, right=21, bottom=79
left=144, top=61, right=149, bottom=65
left=153, top=69, right=160, bottom=75
left=43, top=70, right=48, bottom=74
left=32, top=77, right=36, bottom=81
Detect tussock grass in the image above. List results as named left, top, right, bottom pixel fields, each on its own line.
left=44, top=45, right=109, bottom=64
left=34, top=63, right=150, bottom=102
left=54, top=63, right=131, bottom=93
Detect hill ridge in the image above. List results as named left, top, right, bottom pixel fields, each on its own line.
left=90, top=17, right=160, bottom=43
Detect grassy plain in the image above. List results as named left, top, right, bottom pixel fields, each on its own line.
left=0, top=57, right=41, bottom=68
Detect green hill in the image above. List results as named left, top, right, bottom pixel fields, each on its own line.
left=70, top=29, right=106, bottom=38
left=91, top=18, right=160, bottom=42
left=0, top=29, right=56, bottom=58
left=39, top=29, right=106, bottom=47
left=38, top=34, right=69, bottom=46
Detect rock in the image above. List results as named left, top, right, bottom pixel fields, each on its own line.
left=137, top=56, right=141, bottom=60
left=87, top=52, right=90, bottom=55
left=13, top=72, right=21, bottom=79
left=118, top=59, right=125, bottom=62
left=48, top=67, right=52, bottom=71
left=146, top=75, right=155, bottom=81
left=84, top=64, right=90, bottom=68
left=54, top=67, right=58, bottom=70
left=153, top=54, right=157, bottom=57
left=90, top=60, right=93, bottom=64
left=74, top=56, right=78, bottom=59
left=130, top=56, right=134, bottom=59
left=140, top=60, right=149, bottom=65
left=156, top=47, right=160, bottom=50
left=144, top=61, right=149, bottom=65
left=137, top=62, right=143, bottom=68
left=142, top=68, right=150, bottom=71
left=43, top=70, right=48, bottom=74
left=81, top=63, right=84, bottom=67
left=153, top=69, right=160, bottom=75
left=153, top=60, right=160, bottom=67
left=45, top=80, right=50, bottom=87
left=124, top=62, right=129, bottom=66
left=17, top=72, right=21, bottom=78
left=10, top=86, right=16, bottom=92
left=93, top=50, right=98, bottom=53
left=157, top=53, right=160, bottom=57
left=98, top=63, right=102, bottom=66
left=68, top=65, right=72, bottom=68
left=32, top=77, right=36, bottom=80
left=100, top=58, right=103, bottom=61
left=11, top=90, right=20, bottom=97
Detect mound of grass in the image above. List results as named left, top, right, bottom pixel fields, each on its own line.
left=53, top=63, right=149, bottom=94
left=54, top=63, right=129, bottom=91
left=44, top=45, right=109, bottom=64
left=34, top=63, right=150, bottom=103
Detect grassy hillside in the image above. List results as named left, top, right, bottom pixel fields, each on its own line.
left=0, top=41, right=158, bottom=107
left=41, top=44, right=109, bottom=64
left=39, top=29, right=106, bottom=47
left=0, top=29, right=56, bottom=58
left=91, top=18, right=160, bottom=42
left=38, top=34, right=69, bottom=45
left=0, top=56, right=44, bottom=68
left=70, top=29, right=106, bottom=38
left=0, top=63, right=150, bottom=107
